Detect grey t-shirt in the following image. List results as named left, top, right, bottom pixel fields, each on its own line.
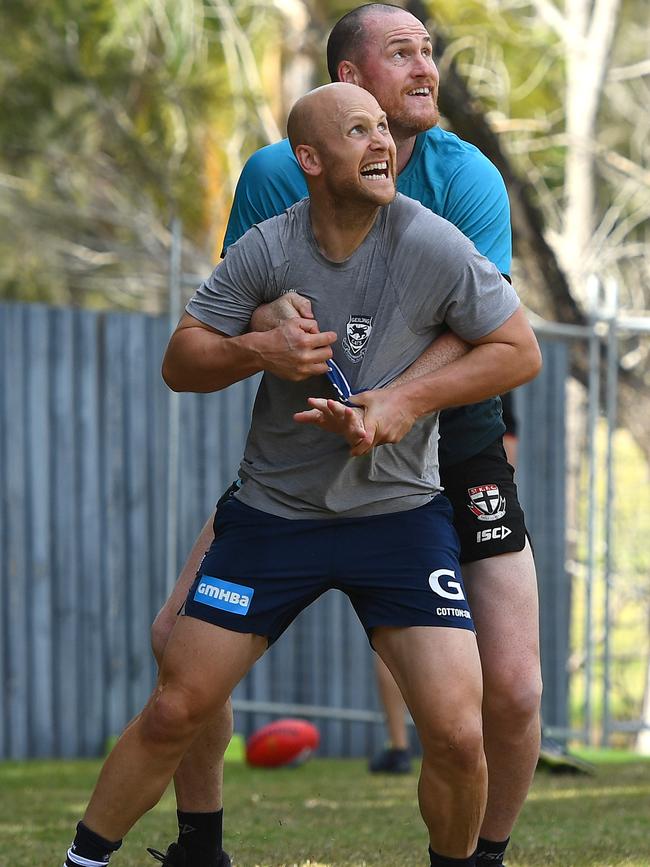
left=187, top=194, right=519, bottom=519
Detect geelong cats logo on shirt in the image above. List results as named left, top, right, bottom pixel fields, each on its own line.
left=342, top=315, right=373, bottom=363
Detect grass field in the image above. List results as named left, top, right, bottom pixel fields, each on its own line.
left=1, top=752, right=649, bottom=867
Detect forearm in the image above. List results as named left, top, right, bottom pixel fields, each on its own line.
left=162, top=312, right=336, bottom=393
left=394, top=339, right=540, bottom=419
left=162, top=326, right=265, bottom=393
left=390, top=330, right=470, bottom=387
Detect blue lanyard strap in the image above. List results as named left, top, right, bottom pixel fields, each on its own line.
left=326, top=358, right=356, bottom=406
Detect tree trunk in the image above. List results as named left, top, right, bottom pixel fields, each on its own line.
left=405, top=1, right=650, bottom=465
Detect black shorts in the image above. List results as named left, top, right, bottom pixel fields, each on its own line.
left=440, top=437, right=528, bottom=564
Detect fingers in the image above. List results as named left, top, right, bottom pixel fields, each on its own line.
left=349, top=427, right=376, bottom=457
left=293, top=399, right=367, bottom=449
left=283, top=320, right=336, bottom=347
left=287, top=293, right=314, bottom=319
left=295, top=324, right=337, bottom=347
left=317, top=399, right=363, bottom=431
left=293, top=408, right=325, bottom=424
left=294, top=317, right=321, bottom=335
left=269, top=322, right=337, bottom=379
left=347, top=390, right=370, bottom=407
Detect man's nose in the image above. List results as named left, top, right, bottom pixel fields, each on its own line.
left=413, top=54, right=438, bottom=79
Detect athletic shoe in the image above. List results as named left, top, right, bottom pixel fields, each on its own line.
left=147, top=845, right=186, bottom=866
left=368, top=747, right=411, bottom=774
left=537, top=736, right=594, bottom=775
left=147, top=843, right=232, bottom=866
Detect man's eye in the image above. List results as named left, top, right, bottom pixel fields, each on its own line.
left=378, top=122, right=388, bottom=132
left=350, top=125, right=364, bottom=134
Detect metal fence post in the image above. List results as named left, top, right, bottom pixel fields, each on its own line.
left=166, top=218, right=182, bottom=592
left=602, top=280, right=619, bottom=747
left=584, top=277, right=601, bottom=746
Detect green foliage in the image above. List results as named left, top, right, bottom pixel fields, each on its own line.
left=0, top=0, right=282, bottom=308
left=430, top=0, right=567, bottom=172
left=426, top=0, right=648, bottom=281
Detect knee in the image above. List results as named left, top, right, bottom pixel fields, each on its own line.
left=421, top=714, right=485, bottom=778
left=141, top=684, right=213, bottom=748
left=485, top=669, right=543, bottom=731
left=150, top=608, right=175, bottom=667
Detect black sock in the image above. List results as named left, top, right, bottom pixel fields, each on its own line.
left=428, top=846, right=476, bottom=866
left=65, top=821, right=122, bottom=865
left=176, top=809, right=224, bottom=866
left=476, top=836, right=510, bottom=865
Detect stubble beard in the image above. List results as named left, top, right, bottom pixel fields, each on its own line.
left=389, top=96, right=440, bottom=139
left=340, top=184, right=396, bottom=210
left=327, top=178, right=396, bottom=217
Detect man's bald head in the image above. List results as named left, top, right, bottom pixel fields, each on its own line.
left=287, top=82, right=382, bottom=154
left=287, top=82, right=396, bottom=208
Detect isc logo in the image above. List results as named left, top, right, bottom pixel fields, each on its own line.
left=476, top=526, right=512, bottom=543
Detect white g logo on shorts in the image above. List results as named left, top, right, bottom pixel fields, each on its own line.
left=428, top=568, right=465, bottom=601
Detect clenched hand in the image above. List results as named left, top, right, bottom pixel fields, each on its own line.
left=258, top=319, right=337, bottom=381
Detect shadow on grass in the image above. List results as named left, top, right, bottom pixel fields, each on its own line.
left=1, top=756, right=649, bottom=866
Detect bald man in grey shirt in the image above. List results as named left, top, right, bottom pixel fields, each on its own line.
left=187, top=192, right=518, bottom=519
left=63, top=83, right=540, bottom=867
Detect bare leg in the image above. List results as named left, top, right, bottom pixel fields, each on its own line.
left=151, top=516, right=233, bottom=812
left=464, top=541, right=542, bottom=841
left=373, top=625, right=486, bottom=859
left=84, top=617, right=266, bottom=841
left=373, top=654, right=409, bottom=749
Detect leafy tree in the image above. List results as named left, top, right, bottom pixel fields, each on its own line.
left=0, top=0, right=288, bottom=309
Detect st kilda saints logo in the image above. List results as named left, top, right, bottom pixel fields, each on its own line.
left=342, top=315, right=372, bottom=363
left=467, top=484, right=506, bottom=522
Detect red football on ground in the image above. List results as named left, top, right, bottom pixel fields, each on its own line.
left=246, top=718, right=320, bottom=768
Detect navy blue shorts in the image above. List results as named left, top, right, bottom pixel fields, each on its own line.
left=183, top=495, right=474, bottom=645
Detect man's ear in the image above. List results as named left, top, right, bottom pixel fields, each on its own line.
left=295, top=144, right=322, bottom=176
left=338, top=61, right=361, bottom=85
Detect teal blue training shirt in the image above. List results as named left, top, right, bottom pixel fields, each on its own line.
left=222, top=127, right=512, bottom=467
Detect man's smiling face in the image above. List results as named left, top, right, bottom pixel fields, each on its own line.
left=315, top=86, right=397, bottom=207
left=352, top=9, right=440, bottom=140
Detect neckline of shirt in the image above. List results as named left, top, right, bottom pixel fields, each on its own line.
left=303, top=200, right=390, bottom=269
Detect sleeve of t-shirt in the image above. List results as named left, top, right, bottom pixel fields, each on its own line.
left=440, top=251, right=520, bottom=341
left=394, top=209, right=519, bottom=341
left=443, top=153, right=512, bottom=275
left=187, top=226, right=279, bottom=336
left=221, top=142, right=308, bottom=254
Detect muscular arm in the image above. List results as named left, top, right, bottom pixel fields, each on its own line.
left=391, top=329, right=471, bottom=385
left=299, top=308, right=540, bottom=456
left=162, top=312, right=336, bottom=393
left=391, top=307, right=540, bottom=414
left=251, top=294, right=472, bottom=379
left=348, top=307, right=541, bottom=454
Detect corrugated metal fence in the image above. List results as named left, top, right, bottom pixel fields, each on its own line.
left=0, top=302, right=568, bottom=759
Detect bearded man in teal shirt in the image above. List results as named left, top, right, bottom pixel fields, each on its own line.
left=147, top=6, right=542, bottom=867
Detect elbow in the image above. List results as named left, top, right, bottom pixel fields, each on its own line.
left=519, top=340, right=543, bottom=386
left=161, top=357, right=185, bottom=393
